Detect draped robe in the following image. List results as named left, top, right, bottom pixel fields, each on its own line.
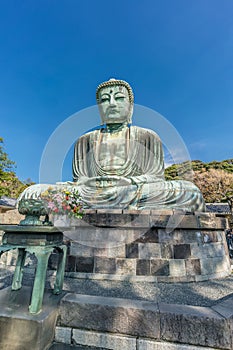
left=71, top=126, right=205, bottom=211
left=18, top=125, right=205, bottom=212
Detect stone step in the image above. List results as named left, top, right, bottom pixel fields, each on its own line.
left=57, top=292, right=233, bottom=349
left=49, top=343, right=108, bottom=350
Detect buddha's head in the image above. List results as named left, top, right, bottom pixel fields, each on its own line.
left=96, top=78, right=134, bottom=125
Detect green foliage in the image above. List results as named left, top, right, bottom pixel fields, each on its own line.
left=165, top=159, right=233, bottom=180
left=0, top=137, right=34, bottom=198
left=165, top=161, right=194, bottom=180
left=0, top=137, right=15, bottom=172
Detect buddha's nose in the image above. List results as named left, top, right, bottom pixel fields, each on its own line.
left=109, top=95, right=117, bottom=106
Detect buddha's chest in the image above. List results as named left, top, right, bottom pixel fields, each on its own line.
left=96, top=134, right=128, bottom=170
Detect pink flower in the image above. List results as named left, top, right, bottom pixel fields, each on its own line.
left=48, top=201, right=56, bottom=209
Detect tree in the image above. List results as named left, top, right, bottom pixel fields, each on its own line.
left=164, top=161, right=194, bottom=180
left=0, top=137, right=33, bottom=198
left=165, top=159, right=233, bottom=180
left=0, top=137, right=15, bottom=172
left=193, top=169, right=233, bottom=214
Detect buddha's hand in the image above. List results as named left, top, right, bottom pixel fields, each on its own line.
left=78, top=176, right=132, bottom=188
left=17, top=184, right=51, bottom=200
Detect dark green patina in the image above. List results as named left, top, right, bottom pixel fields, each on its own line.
left=0, top=225, right=67, bottom=314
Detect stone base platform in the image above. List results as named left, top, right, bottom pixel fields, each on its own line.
left=59, top=210, right=231, bottom=282
left=0, top=286, right=64, bottom=350
left=54, top=292, right=233, bottom=350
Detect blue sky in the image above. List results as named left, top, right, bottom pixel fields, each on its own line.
left=0, top=0, right=233, bottom=183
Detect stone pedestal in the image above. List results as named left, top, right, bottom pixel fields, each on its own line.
left=62, top=209, right=231, bottom=282
left=0, top=286, right=64, bottom=350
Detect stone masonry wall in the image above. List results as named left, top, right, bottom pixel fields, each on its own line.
left=0, top=209, right=231, bottom=283
left=55, top=209, right=231, bottom=282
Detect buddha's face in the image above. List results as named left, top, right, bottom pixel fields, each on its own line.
left=98, top=85, right=132, bottom=124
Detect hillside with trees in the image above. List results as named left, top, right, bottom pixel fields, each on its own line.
left=165, top=159, right=233, bottom=213
left=0, top=137, right=33, bottom=198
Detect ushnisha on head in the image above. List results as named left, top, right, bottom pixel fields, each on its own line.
left=96, top=78, right=134, bottom=125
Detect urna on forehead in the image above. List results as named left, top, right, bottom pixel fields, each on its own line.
left=96, top=78, right=134, bottom=104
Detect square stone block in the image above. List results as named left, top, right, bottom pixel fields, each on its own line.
left=200, top=258, right=215, bottom=275
left=204, top=242, right=226, bottom=258
left=158, top=229, right=173, bottom=243
left=76, top=257, right=94, bottom=273
left=198, top=216, right=227, bottom=229
left=114, top=211, right=150, bottom=227
left=68, top=227, right=142, bottom=248
left=126, top=243, right=139, bottom=258
left=55, top=326, right=72, bottom=344
left=185, top=259, right=201, bottom=276
left=190, top=243, right=203, bottom=259
left=69, top=242, right=94, bottom=257
left=169, top=260, right=186, bottom=277
left=94, top=245, right=126, bottom=258
left=116, top=259, right=136, bottom=275
left=72, top=328, right=136, bottom=350
left=135, top=229, right=159, bottom=243
left=136, top=259, right=150, bottom=275
left=200, top=257, right=230, bottom=276
left=214, top=256, right=231, bottom=273
left=138, top=243, right=161, bottom=259
left=95, top=257, right=116, bottom=274
left=161, top=243, right=173, bottom=259
left=89, top=211, right=126, bottom=227
left=150, top=215, right=170, bottom=228
left=174, top=244, right=191, bottom=259
left=178, top=215, right=199, bottom=229
left=151, top=259, right=169, bottom=276
left=174, top=230, right=200, bottom=244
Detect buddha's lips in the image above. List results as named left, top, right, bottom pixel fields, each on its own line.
left=107, top=108, right=119, bottom=114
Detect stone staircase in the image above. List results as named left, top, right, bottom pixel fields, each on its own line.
left=50, top=292, right=233, bottom=350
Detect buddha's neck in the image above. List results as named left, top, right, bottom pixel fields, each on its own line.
left=105, top=122, right=128, bottom=133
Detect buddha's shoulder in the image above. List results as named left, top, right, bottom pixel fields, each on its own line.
left=77, top=129, right=101, bottom=142
left=131, top=126, right=161, bottom=140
